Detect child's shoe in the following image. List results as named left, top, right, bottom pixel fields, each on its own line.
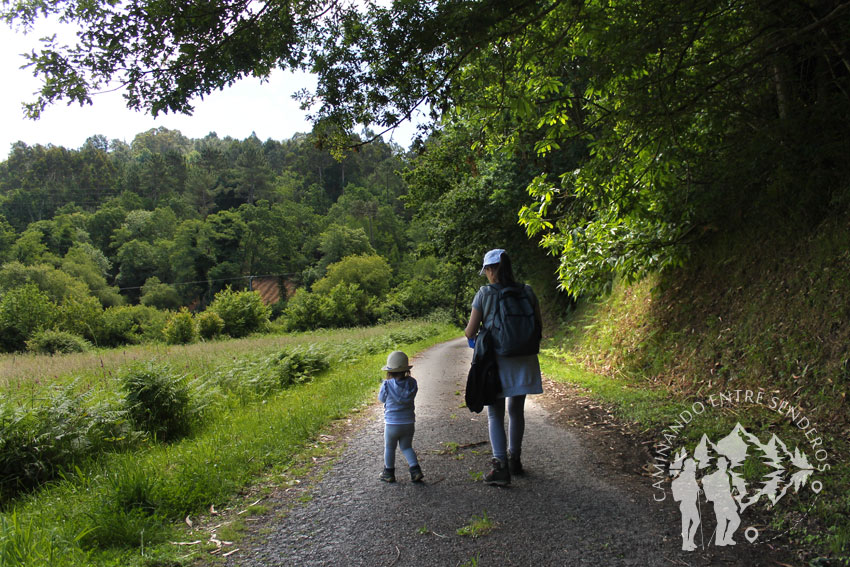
left=409, top=465, right=424, bottom=482
left=380, top=467, right=396, bottom=483
left=484, top=458, right=511, bottom=486
left=507, top=451, right=524, bottom=476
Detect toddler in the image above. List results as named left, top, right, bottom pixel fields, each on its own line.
left=378, top=351, right=423, bottom=483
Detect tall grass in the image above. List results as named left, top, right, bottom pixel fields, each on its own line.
left=0, top=322, right=421, bottom=388
left=0, top=321, right=457, bottom=566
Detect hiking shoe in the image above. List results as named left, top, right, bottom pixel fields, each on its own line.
left=508, top=452, right=524, bottom=476
left=380, top=468, right=396, bottom=483
left=409, top=465, right=424, bottom=482
left=484, top=458, right=511, bottom=486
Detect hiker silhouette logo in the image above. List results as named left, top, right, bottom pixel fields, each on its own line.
left=668, top=423, right=822, bottom=551
left=648, top=389, right=830, bottom=553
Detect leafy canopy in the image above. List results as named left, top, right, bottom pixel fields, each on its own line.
left=5, top=0, right=849, bottom=295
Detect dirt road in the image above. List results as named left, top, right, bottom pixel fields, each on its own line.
left=225, top=338, right=792, bottom=566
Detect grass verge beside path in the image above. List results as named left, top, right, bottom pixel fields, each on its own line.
left=0, top=322, right=458, bottom=567
left=540, top=351, right=850, bottom=565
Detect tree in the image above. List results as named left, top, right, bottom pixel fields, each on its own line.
left=4, top=2, right=328, bottom=118
left=316, top=224, right=376, bottom=272
left=238, top=201, right=314, bottom=277
left=0, top=261, right=91, bottom=305
left=115, top=240, right=168, bottom=299
left=207, top=287, right=271, bottom=338
left=312, top=254, right=392, bottom=298
left=0, top=284, right=57, bottom=352
left=86, top=204, right=127, bottom=255
left=9, top=0, right=848, bottom=296
left=10, top=229, right=55, bottom=265
left=140, top=276, right=182, bottom=310
left=235, top=136, right=274, bottom=205
left=204, top=209, right=248, bottom=274
left=169, top=219, right=217, bottom=304
left=0, top=215, right=15, bottom=261
left=61, top=243, right=124, bottom=307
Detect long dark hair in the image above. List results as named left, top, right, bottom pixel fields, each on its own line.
left=494, top=252, right=518, bottom=286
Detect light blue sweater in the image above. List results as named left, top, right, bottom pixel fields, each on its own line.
left=378, top=376, right=418, bottom=425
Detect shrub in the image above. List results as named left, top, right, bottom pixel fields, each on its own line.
left=0, top=284, right=57, bottom=352
left=99, top=305, right=139, bottom=347
left=163, top=308, right=197, bottom=345
left=282, top=283, right=372, bottom=331
left=282, top=289, right=324, bottom=331
left=122, top=362, right=192, bottom=442
left=208, top=287, right=271, bottom=338
left=131, top=305, right=169, bottom=343
left=323, top=282, right=372, bottom=327
left=272, top=346, right=330, bottom=388
left=0, top=389, right=134, bottom=503
left=379, top=277, right=450, bottom=320
left=26, top=329, right=91, bottom=354
left=99, top=305, right=169, bottom=347
left=58, top=294, right=104, bottom=343
left=196, top=310, right=224, bottom=340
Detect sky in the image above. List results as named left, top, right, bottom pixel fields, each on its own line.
left=0, top=23, right=420, bottom=158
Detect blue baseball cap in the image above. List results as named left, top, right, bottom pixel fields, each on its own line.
left=479, top=249, right=505, bottom=275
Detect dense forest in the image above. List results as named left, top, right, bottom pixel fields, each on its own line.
left=0, top=129, right=422, bottom=351
left=0, top=124, right=559, bottom=354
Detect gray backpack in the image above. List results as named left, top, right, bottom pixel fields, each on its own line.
left=484, top=284, right=541, bottom=357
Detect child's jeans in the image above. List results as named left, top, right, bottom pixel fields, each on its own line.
left=487, top=395, right=526, bottom=463
left=384, top=423, right=418, bottom=468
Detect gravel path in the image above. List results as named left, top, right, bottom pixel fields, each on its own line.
left=225, top=338, right=792, bottom=566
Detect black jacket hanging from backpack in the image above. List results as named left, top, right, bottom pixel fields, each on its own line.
left=465, top=327, right=502, bottom=413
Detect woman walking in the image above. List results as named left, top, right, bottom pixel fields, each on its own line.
left=464, top=249, right=543, bottom=485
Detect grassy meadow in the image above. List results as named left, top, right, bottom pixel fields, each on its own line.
left=0, top=320, right=457, bottom=566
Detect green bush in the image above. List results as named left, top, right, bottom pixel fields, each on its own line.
left=0, top=284, right=57, bottom=352
left=282, top=283, right=373, bottom=331
left=99, top=305, right=169, bottom=347
left=132, top=305, right=169, bottom=343
left=0, top=390, right=135, bottom=503
left=162, top=308, right=197, bottom=345
left=272, top=346, right=330, bottom=388
left=379, top=277, right=449, bottom=320
left=208, top=287, right=271, bottom=338
left=196, top=310, right=224, bottom=340
left=282, top=289, right=324, bottom=331
left=324, top=282, right=372, bottom=327
left=58, top=294, right=104, bottom=343
left=122, top=362, right=192, bottom=442
left=26, top=329, right=91, bottom=354
left=99, top=305, right=139, bottom=347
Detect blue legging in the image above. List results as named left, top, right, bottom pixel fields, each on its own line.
left=384, top=423, right=418, bottom=469
left=487, top=395, right=526, bottom=463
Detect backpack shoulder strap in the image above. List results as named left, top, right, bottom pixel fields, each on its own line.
left=477, top=284, right=501, bottom=329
